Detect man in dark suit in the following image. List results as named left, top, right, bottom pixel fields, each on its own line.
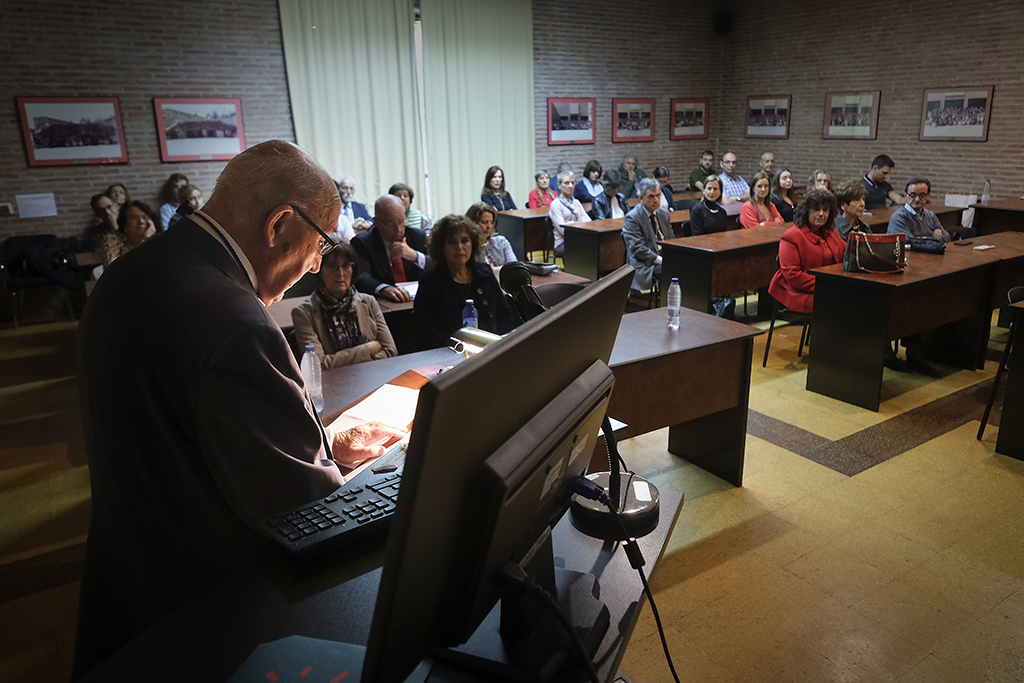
left=351, top=194, right=431, bottom=303
left=622, top=178, right=671, bottom=291
left=73, top=140, right=400, bottom=678
left=335, top=175, right=373, bottom=241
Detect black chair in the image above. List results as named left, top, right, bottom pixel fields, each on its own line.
left=762, top=296, right=810, bottom=367
left=543, top=216, right=556, bottom=263
left=977, top=286, right=1024, bottom=440
left=1, top=235, right=78, bottom=328
left=535, top=282, right=585, bottom=308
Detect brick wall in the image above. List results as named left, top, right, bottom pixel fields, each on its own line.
left=532, top=0, right=719, bottom=190
left=702, top=0, right=1023, bottom=201
left=0, top=0, right=295, bottom=243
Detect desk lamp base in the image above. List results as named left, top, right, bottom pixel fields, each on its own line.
left=569, top=472, right=660, bottom=540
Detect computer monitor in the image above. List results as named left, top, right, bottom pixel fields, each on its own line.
left=362, top=265, right=634, bottom=683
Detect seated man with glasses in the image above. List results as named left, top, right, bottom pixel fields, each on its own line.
left=886, top=177, right=952, bottom=243
left=351, top=194, right=431, bottom=303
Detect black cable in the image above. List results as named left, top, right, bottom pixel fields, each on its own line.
left=499, top=564, right=602, bottom=683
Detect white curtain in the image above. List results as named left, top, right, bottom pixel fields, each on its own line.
left=420, top=0, right=534, bottom=219
left=278, top=0, right=422, bottom=205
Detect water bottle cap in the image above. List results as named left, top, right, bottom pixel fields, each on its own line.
left=465, top=299, right=474, bottom=304
left=671, top=277, right=679, bottom=283
left=305, top=344, right=315, bottom=351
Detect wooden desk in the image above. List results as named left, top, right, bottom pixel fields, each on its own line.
left=496, top=206, right=549, bottom=259
left=807, top=232, right=1024, bottom=411
left=972, top=198, right=1024, bottom=235
left=996, top=300, right=1024, bottom=459
left=659, top=224, right=790, bottom=313
left=604, top=307, right=762, bottom=486
left=562, top=214, right=690, bottom=283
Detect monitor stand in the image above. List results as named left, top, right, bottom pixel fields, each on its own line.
left=432, top=528, right=610, bottom=682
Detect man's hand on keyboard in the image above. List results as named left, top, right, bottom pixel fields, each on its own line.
left=332, top=421, right=407, bottom=468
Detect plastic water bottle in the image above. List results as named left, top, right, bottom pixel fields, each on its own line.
left=981, top=179, right=991, bottom=204
left=462, top=299, right=479, bottom=328
left=300, top=344, right=324, bottom=412
left=667, top=278, right=681, bottom=331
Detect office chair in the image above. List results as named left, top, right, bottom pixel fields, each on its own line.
left=535, top=282, right=585, bottom=308
left=1, top=235, right=78, bottom=328
left=543, top=216, right=556, bottom=264
left=762, top=296, right=810, bottom=367
left=977, top=286, right=1024, bottom=440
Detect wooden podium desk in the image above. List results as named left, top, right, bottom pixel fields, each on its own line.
left=807, top=231, right=1024, bottom=411
left=562, top=212, right=690, bottom=282
left=972, top=198, right=1024, bottom=235
left=658, top=224, right=790, bottom=313
left=996, top=300, right=1024, bottom=460
left=496, top=206, right=549, bottom=259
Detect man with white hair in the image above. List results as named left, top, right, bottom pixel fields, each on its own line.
left=73, top=140, right=400, bottom=677
left=334, top=175, right=373, bottom=242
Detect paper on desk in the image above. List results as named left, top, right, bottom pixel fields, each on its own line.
left=15, top=193, right=57, bottom=218
left=397, top=281, right=418, bottom=298
left=336, top=383, right=419, bottom=432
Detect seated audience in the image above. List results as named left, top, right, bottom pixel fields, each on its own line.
left=102, top=201, right=157, bottom=267
left=740, top=171, right=785, bottom=229
left=768, top=189, right=846, bottom=313
left=167, top=184, right=204, bottom=229
left=834, top=180, right=870, bottom=240
left=481, top=165, right=517, bottom=211
left=467, top=201, right=516, bottom=268
left=770, top=168, right=798, bottom=223
left=82, top=193, right=119, bottom=251
left=527, top=171, right=558, bottom=208
left=617, top=154, right=646, bottom=199
left=414, top=214, right=515, bottom=349
left=886, top=178, right=952, bottom=243
left=352, top=195, right=431, bottom=302
left=548, top=171, right=590, bottom=255
left=389, top=182, right=429, bottom=231
left=573, top=159, right=604, bottom=204
left=592, top=170, right=628, bottom=220
left=809, top=169, right=833, bottom=193
left=718, top=152, right=750, bottom=204
left=105, top=183, right=131, bottom=212
left=689, top=175, right=727, bottom=236
left=335, top=176, right=373, bottom=242
left=291, top=242, right=397, bottom=369
left=622, top=178, right=670, bottom=291
left=759, top=152, right=777, bottom=183
left=652, top=166, right=675, bottom=210
left=158, top=173, right=188, bottom=230
left=688, top=149, right=715, bottom=191
left=859, top=154, right=904, bottom=209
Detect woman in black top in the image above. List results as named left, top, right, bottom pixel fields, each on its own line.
left=480, top=165, right=517, bottom=211
left=414, top=214, right=516, bottom=349
left=770, top=168, right=797, bottom=223
left=689, top=175, right=727, bottom=235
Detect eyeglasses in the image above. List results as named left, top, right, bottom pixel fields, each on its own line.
left=290, top=204, right=337, bottom=256
left=905, top=192, right=930, bottom=200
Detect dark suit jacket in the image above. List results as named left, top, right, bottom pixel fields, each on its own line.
left=413, top=259, right=515, bottom=349
left=591, top=190, right=629, bottom=220
left=662, top=186, right=676, bottom=211
left=73, top=217, right=343, bottom=677
left=351, top=225, right=431, bottom=294
left=622, top=203, right=670, bottom=290
left=342, top=200, right=373, bottom=224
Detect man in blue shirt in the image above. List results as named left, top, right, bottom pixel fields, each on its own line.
left=887, top=178, right=951, bottom=243
left=718, top=152, right=750, bottom=204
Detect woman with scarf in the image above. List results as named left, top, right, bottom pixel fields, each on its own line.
left=291, top=242, right=397, bottom=369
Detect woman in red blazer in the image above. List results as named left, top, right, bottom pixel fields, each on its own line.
left=768, top=189, right=846, bottom=313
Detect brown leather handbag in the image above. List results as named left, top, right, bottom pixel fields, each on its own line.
left=843, top=231, right=906, bottom=274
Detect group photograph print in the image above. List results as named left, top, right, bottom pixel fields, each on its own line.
left=919, top=87, right=993, bottom=142
left=547, top=98, right=596, bottom=146
left=822, top=91, right=880, bottom=140
left=16, top=96, right=129, bottom=167
left=745, top=95, right=791, bottom=139
left=670, top=98, right=709, bottom=140
left=153, top=97, right=246, bottom=162
left=612, top=98, right=655, bottom=143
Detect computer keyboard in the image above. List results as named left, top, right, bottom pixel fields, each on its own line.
left=263, top=441, right=406, bottom=557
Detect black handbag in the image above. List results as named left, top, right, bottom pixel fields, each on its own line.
left=843, top=231, right=906, bottom=274
left=907, top=237, right=946, bottom=254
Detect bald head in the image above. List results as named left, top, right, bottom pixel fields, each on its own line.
left=374, top=195, right=407, bottom=243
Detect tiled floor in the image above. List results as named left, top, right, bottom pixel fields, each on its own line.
left=1, top=305, right=1022, bottom=683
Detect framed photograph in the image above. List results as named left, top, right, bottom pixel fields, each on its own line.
left=16, top=96, right=128, bottom=167
left=745, top=95, right=791, bottom=139
left=154, top=97, right=246, bottom=162
left=612, top=98, right=655, bottom=143
left=822, top=91, right=880, bottom=140
left=547, top=98, right=596, bottom=146
left=919, top=86, right=993, bottom=142
left=669, top=98, right=709, bottom=140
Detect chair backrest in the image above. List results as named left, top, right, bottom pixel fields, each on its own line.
left=535, top=281, right=586, bottom=308
left=1009, top=286, right=1024, bottom=305
left=544, top=216, right=555, bottom=250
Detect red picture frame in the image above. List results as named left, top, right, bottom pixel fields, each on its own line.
left=547, top=98, right=596, bottom=146
left=669, top=98, right=709, bottom=140
left=612, top=98, right=655, bottom=143
left=16, top=96, right=129, bottom=167
left=154, top=97, right=246, bottom=162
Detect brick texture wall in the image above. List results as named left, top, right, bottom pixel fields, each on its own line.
left=0, top=0, right=295, bottom=243
left=715, top=0, right=1024, bottom=202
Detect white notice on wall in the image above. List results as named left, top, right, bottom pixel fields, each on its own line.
left=15, top=193, right=58, bottom=218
